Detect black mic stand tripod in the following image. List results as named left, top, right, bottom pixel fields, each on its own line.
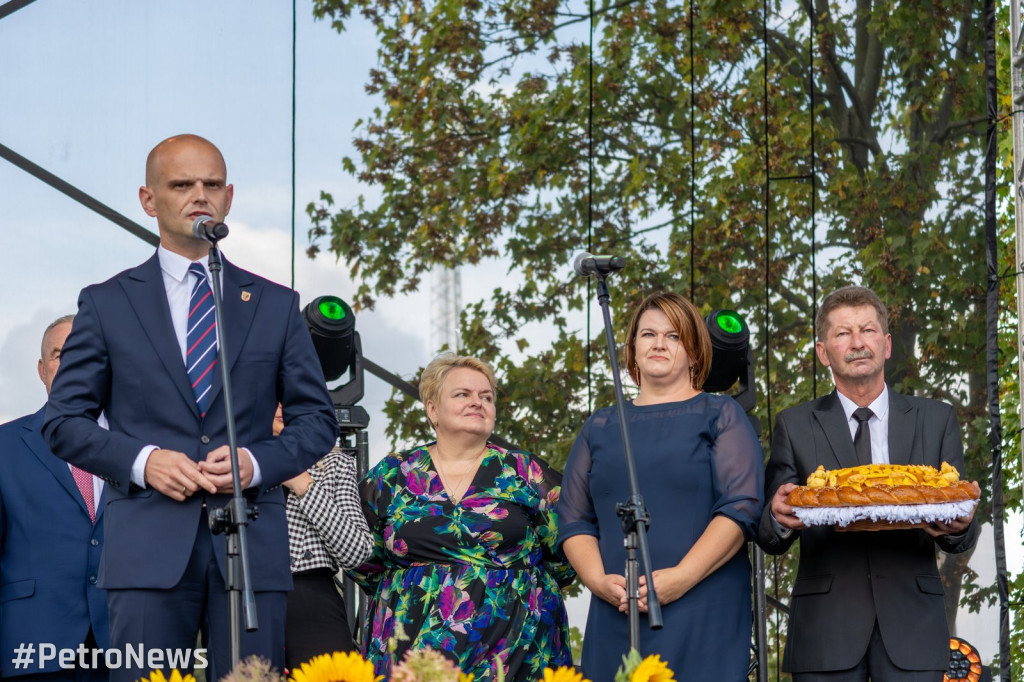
left=591, top=273, right=663, bottom=649
left=204, top=237, right=260, bottom=669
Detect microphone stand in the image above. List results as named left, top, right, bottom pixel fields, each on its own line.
left=205, top=240, right=259, bottom=668
left=592, top=274, right=663, bottom=650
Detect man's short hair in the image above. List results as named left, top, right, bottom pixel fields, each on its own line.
left=816, top=286, right=888, bottom=341
left=41, top=314, right=75, bottom=357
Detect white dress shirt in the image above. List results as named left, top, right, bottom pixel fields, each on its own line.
left=130, top=246, right=262, bottom=488
left=835, top=386, right=890, bottom=464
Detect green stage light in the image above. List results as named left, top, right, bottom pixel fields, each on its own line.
left=302, top=295, right=356, bottom=383
left=714, top=310, right=744, bottom=335
left=704, top=309, right=750, bottom=394
left=318, top=297, right=348, bottom=321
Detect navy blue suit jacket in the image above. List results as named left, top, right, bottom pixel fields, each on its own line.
left=0, top=408, right=108, bottom=677
left=43, top=253, right=337, bottom=592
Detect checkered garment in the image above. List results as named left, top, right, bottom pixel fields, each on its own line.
left=285, top=448, right=373, bottom=572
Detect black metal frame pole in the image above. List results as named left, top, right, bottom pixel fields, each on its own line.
left=752, top=546, right=768, bottom=681
left=206, top=243, right=259, bottom=667
left=982, top=1, right=1010, bottom=677
left=0, top=0, right=37, bottom=20
left=0, top=141, right=158, bottom=246
left=353, top=427, right=368, bottom=639
left=335, top=424, right=369, bottom=646
left=592, top=276, right=663, bottom=648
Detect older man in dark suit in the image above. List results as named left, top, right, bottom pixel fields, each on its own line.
left=43, top=134, right=338, bottom=682
left=1, top=316, right=108, bottom=682
left=757, top=286, right=980, bottom=681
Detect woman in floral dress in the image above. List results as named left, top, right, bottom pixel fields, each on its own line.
left=349, top=353, right=575, bottom=680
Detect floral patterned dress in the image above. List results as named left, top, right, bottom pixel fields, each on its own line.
left=349, top=443, right=575, bottom=680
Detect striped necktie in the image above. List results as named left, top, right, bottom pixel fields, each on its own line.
left=187, top=262, right=218, bottom=417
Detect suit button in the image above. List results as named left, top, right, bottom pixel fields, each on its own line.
left=91, top=539, right=99, bottom=546
left=201, top=435, right=211, bottom=444
left=89, top=576, right=97, bottom=585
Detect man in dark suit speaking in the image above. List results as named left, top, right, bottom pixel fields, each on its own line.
left=757, top=286, right=980, bottom=681
left=43, top=134, right=338, bottom=681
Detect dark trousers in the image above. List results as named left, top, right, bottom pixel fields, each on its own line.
left=793, top=621, right=944, bottom=682
left=284, top=568, right=355, bottom=671
left=107, top=516, right=286, bottom=682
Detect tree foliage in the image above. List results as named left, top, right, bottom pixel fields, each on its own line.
left=308, top=0, right=1014, bottom=673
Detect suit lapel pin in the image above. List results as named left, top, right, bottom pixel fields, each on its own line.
left=241, top=291, right=252, bottom=302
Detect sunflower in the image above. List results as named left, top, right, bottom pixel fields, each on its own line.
left=630, top=655, right=675, bottom=682
left=288, top=652, right=382, bottom=682
left=139, top=671, right=197, bottom=682
left=541, top=666, right=590, bottom=682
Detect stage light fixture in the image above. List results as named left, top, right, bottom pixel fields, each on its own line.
left=704, top=309, right=750, bottom=393
left=704, top=309, right=758, bottom=432
left=300, top=294, right=370, bottom=630
left=303, top=295, right=356, bottom=382
left=301, top=294, right=365, bottom=418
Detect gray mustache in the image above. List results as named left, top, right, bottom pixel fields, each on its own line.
left=845, top=349, right=874, bottom=362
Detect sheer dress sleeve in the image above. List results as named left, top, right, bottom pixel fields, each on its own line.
left=709, top=397, right=765, bottom=539
left=556, top=411, right=606, bottom=548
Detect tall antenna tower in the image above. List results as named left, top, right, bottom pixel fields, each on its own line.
left=431, top=266, right=462, bottom=352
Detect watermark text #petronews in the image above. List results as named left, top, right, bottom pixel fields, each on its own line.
left=11, top=643, right=208, bottom=670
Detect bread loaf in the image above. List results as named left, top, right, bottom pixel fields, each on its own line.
left=785, top=462, right=978, bottom=507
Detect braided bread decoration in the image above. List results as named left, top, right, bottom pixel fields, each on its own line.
left=785, top=462, right=978, bottom=507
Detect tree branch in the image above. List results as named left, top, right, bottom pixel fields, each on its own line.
left=930, top=1, right=975, bottom=143
left=804, top=0, right=883, bottom=161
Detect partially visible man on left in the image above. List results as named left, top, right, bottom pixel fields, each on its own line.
left=43, top=134, right=338, bottom=682
left=1, top=315, right=108, bottom=682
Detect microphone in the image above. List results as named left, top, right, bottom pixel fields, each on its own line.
left=192, top=216, right=229, bottom=242
left=573, top=252, right=626, bottom=277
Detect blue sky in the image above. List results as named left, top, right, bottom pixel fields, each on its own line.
left=0, top=0, right=1017, bottom=661
left=0, top=1, right=436, bottom=446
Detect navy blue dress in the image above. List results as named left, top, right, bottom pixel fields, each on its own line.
left=558, top=393, right=764, bottom=681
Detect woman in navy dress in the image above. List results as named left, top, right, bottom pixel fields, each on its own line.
left=559, top=291, right=764, bottom=681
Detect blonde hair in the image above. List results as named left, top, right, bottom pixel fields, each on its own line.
left=419, top=352, right=498, bottom=411
left=624, top=291, right=712, bottom=390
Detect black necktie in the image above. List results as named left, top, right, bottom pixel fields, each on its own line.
left=852, top=407, right=874, bottom=465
